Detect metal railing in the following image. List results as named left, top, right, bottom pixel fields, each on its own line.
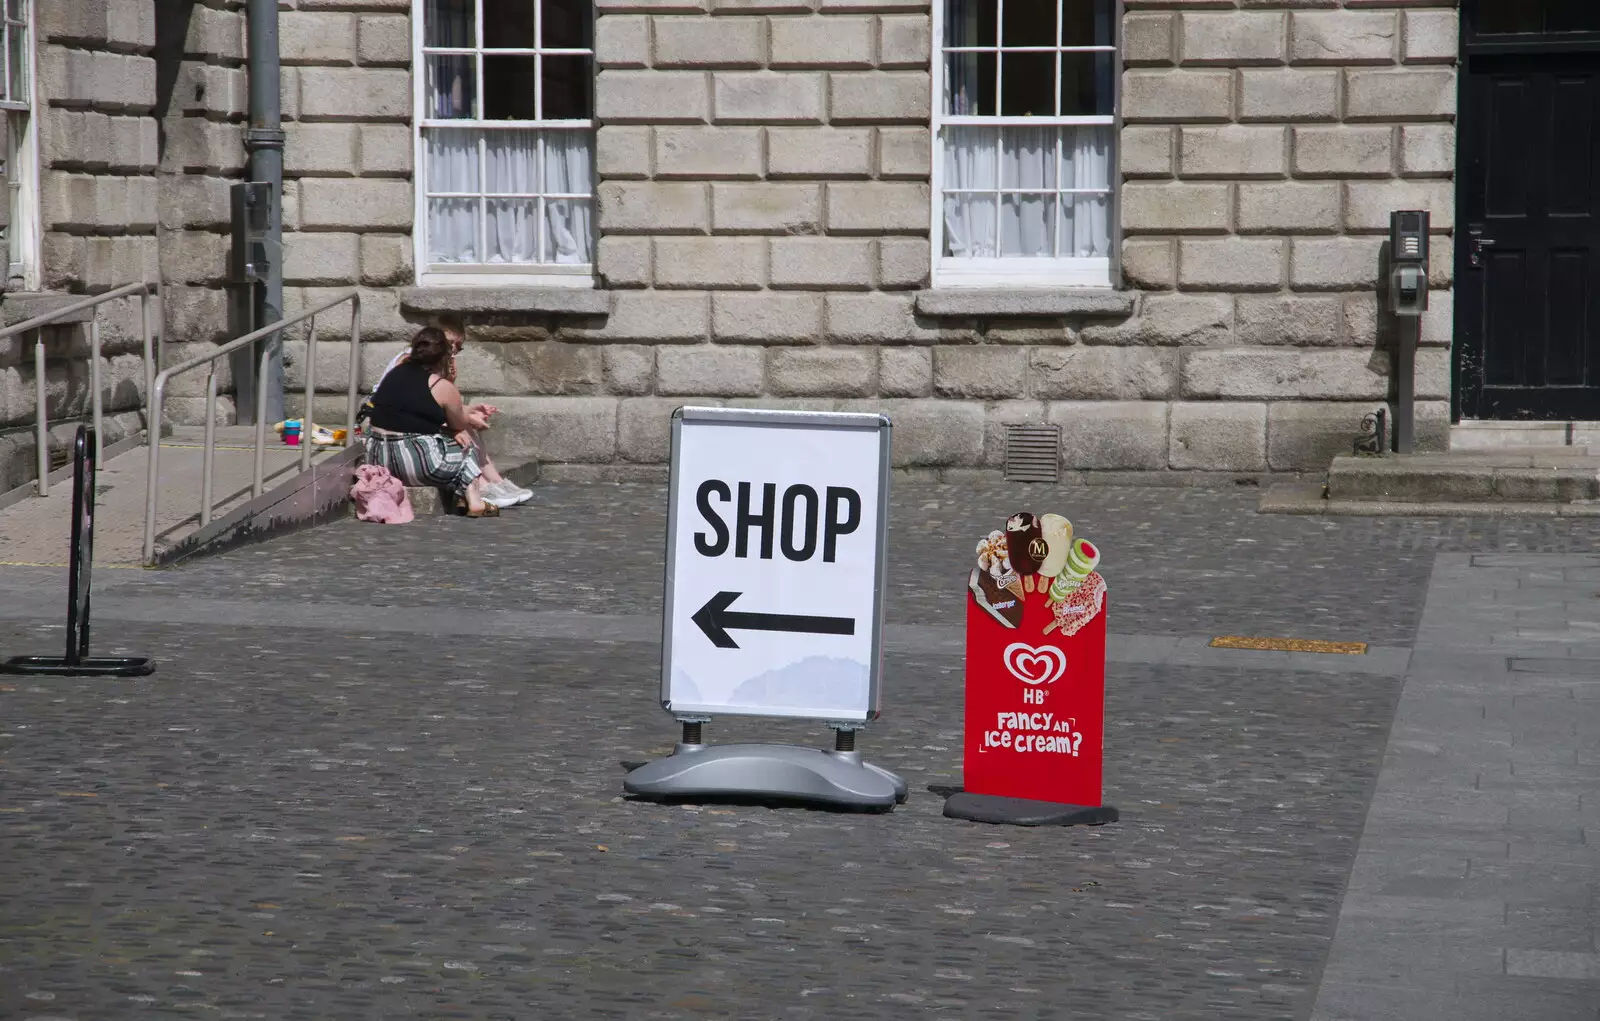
left=0, top=282, right=160, bottom=496
left=143, top=291, right=362, bottom=564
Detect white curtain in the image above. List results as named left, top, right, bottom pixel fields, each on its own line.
left=943, top=126, right=996, bottom=257
left=1001, top=127, right=1055, bottom=257
left=943, top=126, right=1110, bottom=259
left=427, top=129, right=479, bottom=264
left=542, top=133, right=593, bottom=264
left=426, top=130, right=594, bottom=266
left=486, top=130, right=537, bottom=263
left=1061, top=126, right=1111, bottom=259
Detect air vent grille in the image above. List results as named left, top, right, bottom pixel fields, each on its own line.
left=1004, top=424, right=1061, bottom=483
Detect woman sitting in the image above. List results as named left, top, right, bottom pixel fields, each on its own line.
left=364, top=327, right=497, bottom=517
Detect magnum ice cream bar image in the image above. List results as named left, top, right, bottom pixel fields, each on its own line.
left=1036, top=513, right=1073, bottom=578
left=1006, top=512, right=1046, bottom=590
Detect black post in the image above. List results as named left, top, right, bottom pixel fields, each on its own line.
left=63, top=426, right=94, bottom=666
left=1385, top=210, right=1430, bottom=456
left=1395, top=317, right=1418, bottom=455
left=0, top=427, right=153, bottom=677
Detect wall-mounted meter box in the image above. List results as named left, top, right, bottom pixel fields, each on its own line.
left=230, top=182, right=272, bottom=284
left=1388, top=210, right=1430, bottom=317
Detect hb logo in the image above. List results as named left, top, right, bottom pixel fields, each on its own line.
left=1003, top=643, right=1067, bottom=685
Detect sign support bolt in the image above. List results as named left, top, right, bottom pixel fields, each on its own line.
left=829, top=724, right=861, bottom=753
left=675, top=715, right=711, bottom=748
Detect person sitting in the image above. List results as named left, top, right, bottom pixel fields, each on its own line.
left=364, top=315, right=531, bottom=507
left=364, top=327, right=500, bottom=517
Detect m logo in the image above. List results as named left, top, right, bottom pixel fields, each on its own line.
left=1002, top=643, right=1066, bottom=685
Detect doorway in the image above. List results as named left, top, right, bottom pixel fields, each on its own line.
left=1456, top=0, right=1600, bottom=420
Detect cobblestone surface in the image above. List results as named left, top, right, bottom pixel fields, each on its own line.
left=4, top=481, right=1598, bottom=1019
left=0, top=622, right=1394, bottom=1020
left=121, top=482, right=1600, bottom=643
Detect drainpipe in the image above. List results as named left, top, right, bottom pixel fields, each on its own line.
left=243, top=0, right=285, bottom=425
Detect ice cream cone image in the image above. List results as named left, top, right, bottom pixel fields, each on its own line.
left=969, top=568, right=1023, bottom=629
left=1003, top=575, right=1026, bottom=600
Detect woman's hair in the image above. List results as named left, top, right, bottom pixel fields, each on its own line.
left=434, top=314, right=465, bottom=340
left=407, top=327, right=454, bottom=371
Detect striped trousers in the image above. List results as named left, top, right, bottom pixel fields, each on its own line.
left=364, top=432, right=483, bottom=493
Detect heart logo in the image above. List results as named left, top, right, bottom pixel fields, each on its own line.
left=1002, top=643, right=1067, bottom=686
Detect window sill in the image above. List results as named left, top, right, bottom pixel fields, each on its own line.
left=914, top=288, right=1135, bottom=319
left=399, top=286, right=612, bottom=317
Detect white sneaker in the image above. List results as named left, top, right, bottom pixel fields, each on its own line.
left=487, top=479, right=533, bottom=507
left=483, top=481, right=521, bottom=509
left=500, top=479, right=535, bottom=505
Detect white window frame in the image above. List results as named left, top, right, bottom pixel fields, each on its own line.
left=929, top=0, right=1119, bottom=289
left=1, top=0, right=39, bottom=292
left=411, top=0, right=595, bottom=288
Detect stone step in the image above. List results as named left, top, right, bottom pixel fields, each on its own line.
left=406, top=486, right=451, bottom=516
left=1327, top=453, right=1600, bottom=505
left=1451, top=421, right=1600, bottom=453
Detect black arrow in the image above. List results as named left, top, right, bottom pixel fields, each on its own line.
left=691, top=591, right=856, bottom=649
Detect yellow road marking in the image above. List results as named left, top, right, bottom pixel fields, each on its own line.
left=1210, top=636, right=1368, bottom=655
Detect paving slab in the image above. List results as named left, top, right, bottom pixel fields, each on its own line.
left=1311, top=552, right=1600, bottom=1021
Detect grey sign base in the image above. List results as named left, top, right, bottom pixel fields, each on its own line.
left=943, top=792, right=1119, bottom=827
left=624, top=743, right=908, bottom=811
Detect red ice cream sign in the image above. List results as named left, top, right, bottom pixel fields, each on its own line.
left=962, top=513, right=1108, bottom=809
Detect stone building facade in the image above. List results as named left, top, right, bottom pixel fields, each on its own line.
left=19, top=0, right=1577, bottom=491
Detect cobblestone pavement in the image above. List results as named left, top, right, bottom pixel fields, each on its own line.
left=4, top=483, right=1600, bottom=1019
left=112, top=482, right=1600, bottom=641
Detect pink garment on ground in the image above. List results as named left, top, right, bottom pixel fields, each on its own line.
left=351, top=463, right=414, bottom=524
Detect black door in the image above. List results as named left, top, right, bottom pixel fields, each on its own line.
left=1457, top=2, right=1600, bottom=420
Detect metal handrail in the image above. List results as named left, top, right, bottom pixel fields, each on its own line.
left=143, top=291, right=362, bottom=564
left=0, top=282, right=160, bottom=496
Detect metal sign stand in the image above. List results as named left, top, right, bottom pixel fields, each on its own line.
left=1, top=426, right=154, bottom=677
left=623, top=407, right=905, bottom=811
left=624, top=718, right=908, bottom=809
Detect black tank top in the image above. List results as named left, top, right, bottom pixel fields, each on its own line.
left=369, top=361, right=447, bottom=434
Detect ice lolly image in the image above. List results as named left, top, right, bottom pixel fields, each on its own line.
left=1047, top=572, right=1075, bottom=603
left=1047, top=538, right=1102, bottom=600
left=1006, top=512, right=1047, bottom=590
left=1064, top=538, right=1100, bottom=580
left=1036, top=513, right=1073, bottom=578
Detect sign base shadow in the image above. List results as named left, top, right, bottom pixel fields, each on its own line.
left=942, top=790, right=1119, bottom=828
left=623, top=743, right=908, bottom=812
left=0, top=655, right=154, bottom=677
